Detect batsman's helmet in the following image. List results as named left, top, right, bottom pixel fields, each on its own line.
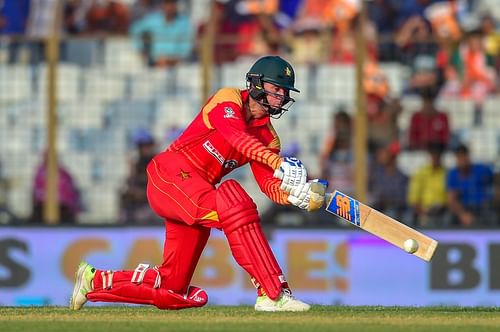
left=246, top=56, right=299, bottom=118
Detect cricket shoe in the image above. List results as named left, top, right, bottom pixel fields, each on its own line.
left=255, top=290, right=310, bottom=312
left=69, top=262, right=96, bottom=310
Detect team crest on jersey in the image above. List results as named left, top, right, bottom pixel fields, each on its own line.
left=223, top=106, right=238, bottom=119
left=177, top=169, right=191, bottom=180
left=284, top=67, right=292, bottom=77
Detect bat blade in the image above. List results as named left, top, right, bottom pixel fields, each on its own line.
left=324, top=190, right=438, bottom=262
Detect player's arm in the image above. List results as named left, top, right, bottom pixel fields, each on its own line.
left=250, top=159, right=326, bottom=211
left=250, top=156, right=290, bottom=205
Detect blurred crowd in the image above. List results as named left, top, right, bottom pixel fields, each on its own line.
left=1, top=0, right=500, bottom=227
left=2, top=0, right=500, bottom=106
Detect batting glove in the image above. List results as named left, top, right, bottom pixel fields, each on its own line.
left=273, top=157, right=308, bottom=193
left=287, top=179, right=327, bottom=212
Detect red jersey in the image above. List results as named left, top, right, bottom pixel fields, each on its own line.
left=166, top=88, right=288, bottom=204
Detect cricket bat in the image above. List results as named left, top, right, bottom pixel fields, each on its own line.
left=311, top=183, right=438, bottom=261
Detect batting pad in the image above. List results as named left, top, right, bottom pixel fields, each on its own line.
left=216, top=180, right=285, bottom=300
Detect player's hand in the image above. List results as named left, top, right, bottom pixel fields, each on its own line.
left=273, top=157, right=307, bottom=192
left=287, top=179, right=327, bottom=212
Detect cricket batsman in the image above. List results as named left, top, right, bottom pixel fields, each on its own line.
left=70, top=56, right=325, bottom=312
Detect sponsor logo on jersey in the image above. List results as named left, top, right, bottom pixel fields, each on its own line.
left=203, top=140, right=239, bottom=169
left=223, top=106, right=238, bottom=119
left=203, top=140, right=225, bottom=165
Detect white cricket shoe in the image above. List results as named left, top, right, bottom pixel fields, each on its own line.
left=69, top=262, right=96, bottom=310
left=254, top=291, right=310, bottom=312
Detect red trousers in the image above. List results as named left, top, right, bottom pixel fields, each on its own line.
left=89, top=152, right=228, bottom=304
left=88, top=151, right=286, bottom=307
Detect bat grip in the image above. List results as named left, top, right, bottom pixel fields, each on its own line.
left=310, top=179, right=329, bottom=194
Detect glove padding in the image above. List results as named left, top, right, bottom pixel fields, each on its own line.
left=287, top=180, right=326, bottom=212
left=273, top=157, right=308, bottom=193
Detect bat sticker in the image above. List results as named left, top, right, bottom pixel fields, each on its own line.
left=325, top=191, right=361, bottom=226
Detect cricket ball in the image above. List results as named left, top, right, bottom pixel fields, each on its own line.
left=403, top=239, right=419, bottom=254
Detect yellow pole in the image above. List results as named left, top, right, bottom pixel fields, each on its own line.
left=354, top=1, right=368, bottom=202
left=200, top=0, right=217, bottom=101
left=43, top=1, right=62, bottom=224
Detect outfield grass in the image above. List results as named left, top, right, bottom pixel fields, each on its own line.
left=0, top=306, right=499, bottom=332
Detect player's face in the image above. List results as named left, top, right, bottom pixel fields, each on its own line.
left=263, top=82, right=288, bottom=109
left=248, top=82, right=289, bottom=120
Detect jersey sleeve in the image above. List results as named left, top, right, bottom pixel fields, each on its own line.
left=207, top=101, right=282, bottom=170
left=250, top=157, right=290, bottom=205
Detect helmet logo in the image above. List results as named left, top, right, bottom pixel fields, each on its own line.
left=284, top=67, right=292, bottom=77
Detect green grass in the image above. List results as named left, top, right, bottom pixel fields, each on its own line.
left=0, top=306, right=499, bottom=332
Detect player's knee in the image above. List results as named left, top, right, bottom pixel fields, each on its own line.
left=154, top=286, right=208, bottom=310
left=216, top=179, right=259, bottom=234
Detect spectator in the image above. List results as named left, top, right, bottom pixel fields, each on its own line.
left=0, top=0, right=31, bottom=64
left=406, top=53, right=440, bottom=96
left=196, top=1, right=240, bottom=65
left=440, top=29, right=496, bottom=125
left=209, top=0, right=281, bottom=59
left=119, top=129, right=162, bottom=224
left=25, top=0, right=61, bottom=65
left=285, top=17, right=328, bottom=65
left=274, top=0, right=303, bottom=29
left=292, top=0, right=378, bottom=64
left=63, top=0, right=89, bottom=35
left=407, top=142, right=449, bottom=227
left=0, top=0, right=30, bottom=34
left=367, top=97, right=402, bottom=153
left=395, top=0, right=434, bottom=28
left=395, top=15, right=437, bottom=66
left=446, top=144, right=495, bottom=227
left=363, top=58, right=400, bottom=153
left=298, top=0, right=358, bottom=33
left=368, top=141, right=409, bottom=222
left=31, top=152, right=83, bottom=224
left=408, top=88, right=450, bottom=150
left=85, top=0, right=130, bottom=35
left=319, top=108, right=353, bottom=195
left=479, top=14, right=500, bottom=74
left=130, top=0, right=161, bottom=24
left=423, top=0, right=462, bottom=43
left=329, top=13, right=379, bottom=65
left=130, top=0, right=193, bottom=68
left=368, top=0, right=398, bottom=35
left=368, top=0, right=400, bottom=61
left=238, top=13, right=281, bottom=57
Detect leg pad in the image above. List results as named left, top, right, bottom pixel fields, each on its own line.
left=216, top=180, right=285, bottom=300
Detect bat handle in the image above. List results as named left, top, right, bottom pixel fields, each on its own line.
left=310, top=179, right=333, bottom=208
left=310, top=179, right=329, bottom=194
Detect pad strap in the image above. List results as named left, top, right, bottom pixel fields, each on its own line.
left=131, top=263, right=161, bottom=289
left=131, top=263, right=151, bottom=284
left=101, top=270, right=113, bottom=290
